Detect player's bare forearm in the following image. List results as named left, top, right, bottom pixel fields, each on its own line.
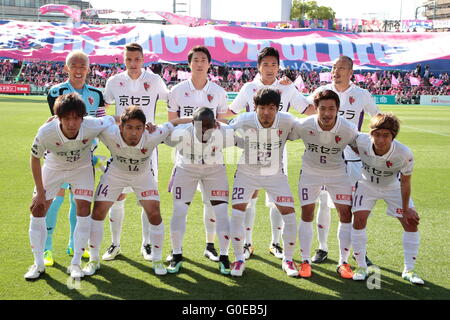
left=170, top=117, right=192, bottom=126
left=30, top=156, right=44, bottom=194
left=168, top=111, right=179, bottom=121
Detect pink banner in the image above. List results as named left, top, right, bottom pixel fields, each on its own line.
left=391, top=74, right=399, bottom=87
left=1, top=20, right=450, bottom=71
left=319, top=72, right=331, bottom=83
left=354, top=74, right=365, bottom=82
left=39, top=4, right=81, bottom=22
left=431, top=78, right=444, bottom=87
left=409, top=76, right=420, bottom=86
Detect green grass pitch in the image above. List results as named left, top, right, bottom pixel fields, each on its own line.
left=0, top=95, right=449, bottom=300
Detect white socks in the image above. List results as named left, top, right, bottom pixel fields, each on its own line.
left=170, top=201, right=189, bottom=255
left=244, top=198, right=257, bottom=245
left=141, top=208, right=151, bottom=247
left=270, top=207, right=283, bottom=245
left=89, top=218, right=105, bottom=262
left=338, top=222, right=352, bottom=265
left=109, top=199, right=125, bottom=246
left=71, top=216, right=91, bottom=265
left=29, top=216, right=47, bottom=267
left=281, top=213, right=296, bottom=261
left=149, top=222, right=164, bottom=261
left=203, top=202, right=216, bottom=244
left=213, top=203, right=230, bottom=256
left=317, top=191, right=331, bottom=252
left=403, top=231, right=420, bottom=272
left=231, top=209, right=246, bottom=261
left=298, top=220, right=313, bottom=263
left=351, top=227, right=368, bottom=268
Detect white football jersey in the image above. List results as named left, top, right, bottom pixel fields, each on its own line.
left=31, top=116, right=115, bottom=171
left=288, top=115, right=358, bottom=176
left=230, top=111, right=296, bottom=176
left=98, top=122, right=173, bottom=174
left=354, top=133, right=414, bottom=189
left=168, top=79, right=228, bottom=118
left=229, top=78, right=309, bottom=114
left=308, top=82, right=380, bottom=160
left=104, top=69, right=168, bottom=122
left=165, top=123, right=236, bottom=170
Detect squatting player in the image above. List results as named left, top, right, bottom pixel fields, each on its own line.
left=350, top=113, right=424, bottom=285
left=25, top=93, right=115, bottom=280
left=83, top=106, right=189, bottom=277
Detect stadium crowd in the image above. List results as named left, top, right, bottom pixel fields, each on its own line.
left=1, top=59, right=449, bottom=103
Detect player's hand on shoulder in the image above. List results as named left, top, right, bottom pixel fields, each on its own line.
left=46, top=115, right=57, bottom=123
left=145, top=122, right=157, bottom=133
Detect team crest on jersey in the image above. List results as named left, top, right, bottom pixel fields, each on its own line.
left=308, top=130, right=315, bottom=136
left=386, top=160, right=393, bottom=168
left=207, top=94, right=214, bottom=102
left=141, top=148, right=148, bottom=154
left=278, top=129, right=283, bottom=136
left=88, top=97, right=94, bottom=105
left=349, top=96, right=355, bottom=105
left=143, top=82, right=150, bottom=91
left=335, top=135, right=342, bottom=143
left=82, top=139, right=89, bottom=144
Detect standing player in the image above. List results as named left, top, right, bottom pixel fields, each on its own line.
left=82, top=106, right=189, bottom=277
left=165, top=107, right=234, bottom=275
left=103, top=43, right=169, bottom=261
left=307, top=56, right=380, bottom=265
left=288, top=90, right=358, bottom=279
left=44, top=50, right=106, bottom=266
left=351, top=113, right=423, bottom=285
left=25, top=93, right=115, bottom=280
left=228, top=88, right=299, bottom=277
left=167, top=45, right=229, bottom=262
left=225, top=47, right=313, bottom=261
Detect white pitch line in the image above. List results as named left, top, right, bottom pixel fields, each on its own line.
left=403, top=125, right=450, bottom=138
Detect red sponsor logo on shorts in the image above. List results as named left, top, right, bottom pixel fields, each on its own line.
left=336, top=194, right=351, bottom=201
left=141, top=190, right=159, bottom=197
left=211, top=190, right=229, bottom=197
left=74, top=189, right=93, bottom=197
left=276, top=196, right=294, bottom=203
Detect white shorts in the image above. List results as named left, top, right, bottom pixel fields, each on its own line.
left=95, top=167, right=159, bottom=202
left=352, top=182, right=415, bottom=218
left=346, top=160, right=363, bottom=185
left=122, top=150, right=158, bottom=194
left=232, top=170, right=294, bottom=207
left=265, top=147, right=289, bottom=208
left=299, top=172, right=352, bottom=206
left=171, top=165, right=229, bottom=203
left=40, top=165, right=94, bottom=201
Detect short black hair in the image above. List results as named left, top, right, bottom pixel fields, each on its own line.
left=188, top=46, right=212, bottom=64
left=253, top=88, right=281, bottom=109
left=193, top=107, right=215, bottom=122
left=125, top=42, right=144, bottom=56
left=54, top=92, right=86, bottom=119
left=120, top=106, right=146, bottom=126
left=257, top=47, right=280, bottom=66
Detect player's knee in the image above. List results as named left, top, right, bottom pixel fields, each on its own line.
left=75, top=199, right=91, bottom=216
left=352, top=213, right=368, bottom=229
left=117, top=193, right=126, bottom=201
left=173, top=201, right=189, bottom=217
left=301, top=204, right=315, bottom=222
left=148, top=213, right=162, bottom=225
left=277, top=205, right=295, bottom=215
left=210, top=200, right=227, bottom=206
left=232, top=203, right=247, bottom=212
